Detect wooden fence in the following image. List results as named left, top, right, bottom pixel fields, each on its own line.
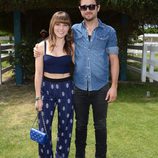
left=127, top=42, right=158, bottom=82
left=0, top=43, right=14, bottom=84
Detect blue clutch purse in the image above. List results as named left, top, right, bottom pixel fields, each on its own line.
left=30, top=112, right=48, bottom=145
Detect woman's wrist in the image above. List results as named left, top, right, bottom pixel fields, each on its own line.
left=35, top=96, right=41, bottom=101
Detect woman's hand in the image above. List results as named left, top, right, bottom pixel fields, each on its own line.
left=35, top=99, right=43, bottom=111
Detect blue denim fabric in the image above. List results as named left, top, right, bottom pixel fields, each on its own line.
left=72, top=19, right=119, bottom=91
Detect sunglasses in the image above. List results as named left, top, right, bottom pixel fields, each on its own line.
left=79, top=4, right=97, bottom=11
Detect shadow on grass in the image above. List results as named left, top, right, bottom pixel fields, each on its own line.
left=0, top=79, right=34, bottom=106
left=117, top=82, right=158, bottom=104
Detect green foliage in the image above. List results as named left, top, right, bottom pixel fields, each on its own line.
left=0, top=0, right=77, bottom=12
left=10, top=39, right=36, bottom=81
left=0, top=31, right=11, bottom=36
left=144, top=27, right=158, bottom=33
left=0, top=0, right=158, bottom=24
left=103, top=0, right=158, bottom=23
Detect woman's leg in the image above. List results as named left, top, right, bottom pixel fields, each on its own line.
left=55, top=80, right=74, bottom=158
left=38, top=80, right=56, bottom=158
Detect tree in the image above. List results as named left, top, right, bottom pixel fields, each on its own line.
left=103, top=0, right=158, bottom=24
left=0, top=0, right=158, bottom=81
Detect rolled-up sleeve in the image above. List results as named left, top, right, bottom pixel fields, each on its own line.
left=106, top=29, right=119, bottom=55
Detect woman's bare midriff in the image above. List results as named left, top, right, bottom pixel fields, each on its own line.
left=44, top=72, right=71, bottom=79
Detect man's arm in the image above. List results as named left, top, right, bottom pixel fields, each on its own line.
left=105, top=54, right=119, bottom=103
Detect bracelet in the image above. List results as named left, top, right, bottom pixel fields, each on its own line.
left=35, top=96, right=41, bottom=101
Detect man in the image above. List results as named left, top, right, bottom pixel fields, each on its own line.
left=72, top=0, right=119, bottom=158
left=37, top=29, right=48, bottom=43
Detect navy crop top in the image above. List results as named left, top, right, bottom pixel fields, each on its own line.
left=43, top=41, right=72, bottom=73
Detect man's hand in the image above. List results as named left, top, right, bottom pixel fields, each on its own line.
left=33, top=44, right=41, bottom=58
left=105, top=86, right=117, bottom=103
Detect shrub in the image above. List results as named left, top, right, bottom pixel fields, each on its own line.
left=10, top=39, right=36, bottom=82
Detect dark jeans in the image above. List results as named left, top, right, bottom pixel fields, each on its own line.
left=74, top=85, right=109, bottom=158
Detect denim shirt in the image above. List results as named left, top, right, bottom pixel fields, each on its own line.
left=72, top=19, right=119, bottom=91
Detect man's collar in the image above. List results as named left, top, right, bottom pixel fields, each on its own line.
left=81, top=19, right=105, bottom=29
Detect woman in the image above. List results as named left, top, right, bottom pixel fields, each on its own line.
left=34, top=11, right=74, bottom=158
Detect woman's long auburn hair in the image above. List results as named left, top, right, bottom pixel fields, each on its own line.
left=48, top=11, right=73, bottom=55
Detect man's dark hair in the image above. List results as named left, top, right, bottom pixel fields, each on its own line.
left=78, top=0, right=100, bottom=5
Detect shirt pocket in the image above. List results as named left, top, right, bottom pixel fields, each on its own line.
left=74, top=31, right=86, bottom=47
left=94, top=34, right=109, bottom=50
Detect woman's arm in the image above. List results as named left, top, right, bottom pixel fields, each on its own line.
left=71, top=43, right=75, bottom=63
left=34, top=42, right=44, bottom=111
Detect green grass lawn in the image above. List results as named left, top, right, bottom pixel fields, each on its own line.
left=0, top=80, right=158, bottom=158
left=1, top=61, right=10, bottom=68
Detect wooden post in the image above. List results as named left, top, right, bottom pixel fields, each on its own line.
left=14, top=10, right=23, bottom=85
left=141, top=42, right=147, bottom=82
left=149, top=46, right=154, bottom=82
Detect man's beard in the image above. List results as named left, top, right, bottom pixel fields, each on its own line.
left=84, top=16, right=96, bottom=22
